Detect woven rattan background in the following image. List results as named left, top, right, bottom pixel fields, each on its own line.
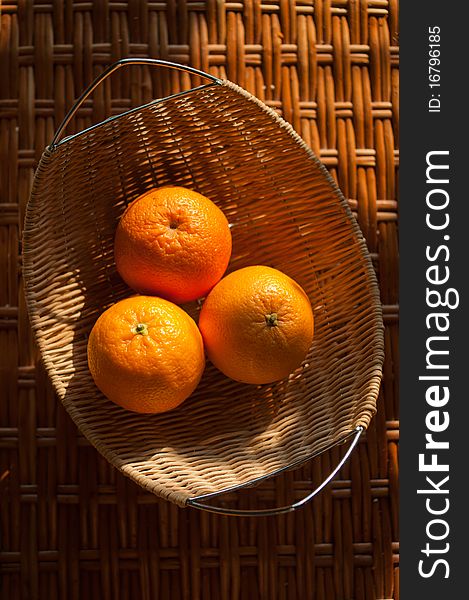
left=0, top=1, right=399, bottom=599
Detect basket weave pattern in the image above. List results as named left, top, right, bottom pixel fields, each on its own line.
left=24, top=78, right=383, bottom=506
left=0, top=2, right=399, bottom=599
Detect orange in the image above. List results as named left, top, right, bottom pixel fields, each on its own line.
left=198, top=266, right=314, bottom=385
left=87, top=296, right=205, bottom=413
left=114, top=186, right=232, bottom=303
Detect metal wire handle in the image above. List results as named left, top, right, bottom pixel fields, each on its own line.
left=49, top=58, right=222, bottom=150
left=186, top=426, right=363, bottom=517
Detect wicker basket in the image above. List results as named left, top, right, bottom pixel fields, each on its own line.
left=22, top=59, right=384, bottom=516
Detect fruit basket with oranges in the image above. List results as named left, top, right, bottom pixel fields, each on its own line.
left=23, top=59, right=384, bottom=516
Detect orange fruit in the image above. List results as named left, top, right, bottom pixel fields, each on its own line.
left=114, top=186, right=232, bottom=303
left=198, top=266, right=314, bottom=385
left=87, top=296, right=205, bottom=413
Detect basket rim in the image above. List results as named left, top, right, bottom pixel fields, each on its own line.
left=49, top=82, right=220, bottom=151
left=187, top=426, right=364, bottom=516
left=22, top=77, right=385, bottom=506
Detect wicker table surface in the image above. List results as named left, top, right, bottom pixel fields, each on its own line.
left=0, top=2, right=399, bottom=599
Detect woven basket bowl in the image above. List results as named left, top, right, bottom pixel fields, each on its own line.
left=23, top=61, right=384, bottom=513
